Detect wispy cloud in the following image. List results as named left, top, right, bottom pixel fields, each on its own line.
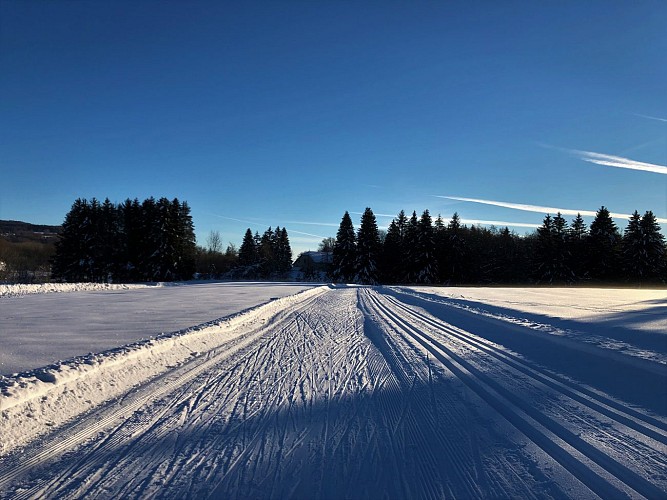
left=634, top=113, right=667, bottom=123
left=350, top=211, right=396, bottom=218
left=210, top=214, right=329, bottom=239
left=438, top=196, right=667, bottom=223
left=572, top=149, right=667, bottom=175
left=539, top=143, right=667, bottom=174
left=285, top=220, right=340, bottom=228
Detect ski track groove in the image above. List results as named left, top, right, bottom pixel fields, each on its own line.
left=1, top=286, right=665, bottom=499
left=381, top=291, right=667, bottom=478
left=363, top=288, right=666, bottom=499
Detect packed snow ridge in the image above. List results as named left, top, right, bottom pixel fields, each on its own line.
left=0, top=286, right=328, bottom=454
left=0, top=282, right=161, bottom=298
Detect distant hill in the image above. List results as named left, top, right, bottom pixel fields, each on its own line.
left=0, top=220, right=61, bottom=244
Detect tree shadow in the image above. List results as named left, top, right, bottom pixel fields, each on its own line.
left=383, top=288, right=667, bottom=415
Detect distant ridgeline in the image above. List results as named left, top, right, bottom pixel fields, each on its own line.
left=0, top=220, right=61, bottom=243
left=325, top=206, right=667, bottom=285
left=0, top=220, right=61, bottom=283
left=51, top=197, right=197, bottom=283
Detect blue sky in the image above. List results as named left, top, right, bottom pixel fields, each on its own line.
left=2, top=1, right=666, bottom=256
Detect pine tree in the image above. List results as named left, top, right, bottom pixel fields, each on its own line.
left=118, top=198, right=143, bottom=281
left=259, top=226, right=276, bottom=277
left=52, top=198, right=91, bottom=282
left=239, top=228, right=258, bottom=267
left=174, top=199, right=197, bottom=280
left=588, top=206, right=621, bottom=281
left=434, top=214, right=447, bottom=282
left=415, top=209, right=438, bottom=283
left=568, top=213, right=588, bottom=281
left=553, top=212, right=572, bottom=282
left=533, top=213, right=572, bottom=283
left=99, top=198, right=119, bottom=282
left=622, top=211, right=642, bottom=280
left=639, top=211, right=666, bottom=281
left=355, top=207, right=381, bottom=284
left=444, top=213, right=466, bottom=283
left=380, top=210, right=408, bottom=283
left=534, top=214, right=555, bottom=282
left=332, top=211, right=357, bottom=282
left=276, top=227, right=293, bottom=276
left=404, top=211, right=419, bottom=282
left=623, top=211, right=666, bottom=282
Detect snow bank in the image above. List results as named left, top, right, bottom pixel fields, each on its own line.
left=0, top=282, right=161, bottom=298
left=0, top=286, right=328, bottom=456
left=393, top=286, right=667, bottom=367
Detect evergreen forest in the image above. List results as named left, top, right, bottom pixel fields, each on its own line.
left=327, top=206, right=666, bottom=286
left=35, top=198, right=667, bottom=286
left=49, top=198, right=294, bottom=283
left=51, top=197, right=197, bottom=282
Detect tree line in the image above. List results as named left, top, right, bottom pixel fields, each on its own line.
left=51, top=197, right=197, bottom=282
left=234, top=227, right=293, bottom=278
left=328, top=206, right=666, bottom=285
left=193, top=226, right=293, bottom=280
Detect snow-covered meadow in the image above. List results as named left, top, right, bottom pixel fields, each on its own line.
left=0, top=281, right=316, bottom=376
left=0, top=282, right=665, bottom=498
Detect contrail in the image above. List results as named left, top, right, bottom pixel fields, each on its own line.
left=209, top=213, right=329, bottom=239
left=634, top=113, right=667, bottom=123
left=438, top=196, right=667, bottom=224
left=285, top=220, right=340, bottom=227
left=573, top=149, right=667, bottom=175
left=350, top=211, right=396, bottom=218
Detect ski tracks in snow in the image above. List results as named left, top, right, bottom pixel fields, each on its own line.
left=1, top=286, right=665, bottom=499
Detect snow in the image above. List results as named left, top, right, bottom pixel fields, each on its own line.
left=393, top=286, right=667, bottom=367
left=0, top=281, right=316, bottom=375
left=0, top=284, right=665, bottom=498
left=0, top=281, right=158, bottom=298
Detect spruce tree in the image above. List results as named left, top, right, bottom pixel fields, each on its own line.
left=639, top=211, right=666, bottom=281
left=568, top=213, right=588, bottom=281
left=355, top=207, right=381, bottom=284
left=434, top=214, right=447, bottom=282
left=380, top=210, right=408, bottom=283
left=623, top=210, right=666, bottom=282
left=404, top=211, right=419, bottom=282
left=52, top=198, right=91, bottom=282
left=259, top=227, right=276, bottom=277
left=99, top=198, right=119, bottom=282
left=553, top=212, right=572, bottom=282
left=381, top=219, right=402, bottom=283
left=588, top=206, right=621, bottom=281
left=332, top=211, right=357, bottom=282
left=445, top=213, right=466, bottom=283
left=533, top=213, right=571, bottom=283
left=622, top=211, right=642, bottom=280
left=174, top=199, right=197, bottom=280
left=239, top=228, right=258, bottom=267
left=276, top=227, right=293, bottom=276
left=415, top=209, right=438, bottom=283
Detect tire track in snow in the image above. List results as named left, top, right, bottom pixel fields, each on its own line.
left=363, top=288, right=666, bottom=499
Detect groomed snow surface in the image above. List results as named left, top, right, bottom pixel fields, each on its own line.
left=1, top=283, right=666, bottom=498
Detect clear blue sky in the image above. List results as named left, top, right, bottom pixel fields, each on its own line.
left=2, top=1, right=666, bottom=256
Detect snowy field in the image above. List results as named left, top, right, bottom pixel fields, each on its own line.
left=0, top=283, right=666, bottom=498
left=0, top=281, right=316, bottom=375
